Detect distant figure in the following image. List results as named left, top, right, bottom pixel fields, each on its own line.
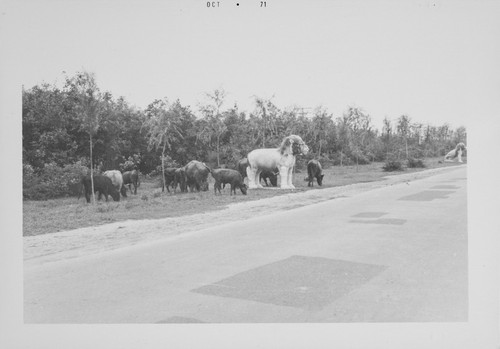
left=444, top=143, right=466, bottom=163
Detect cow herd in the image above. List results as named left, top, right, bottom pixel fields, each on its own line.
left=78, top=135, right=326, bottom=204
left=78, top=158, right=325, bottom=204
left=79, top=169, right=140, bottom=203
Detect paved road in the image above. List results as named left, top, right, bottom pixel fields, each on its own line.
left=24, top=166, right=467, bottom=323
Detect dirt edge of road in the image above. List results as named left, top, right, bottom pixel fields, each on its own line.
left=24, top=166, right=465, bottom=267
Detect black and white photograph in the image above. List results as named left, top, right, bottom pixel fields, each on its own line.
left=0, top=0, right=499, bottom=348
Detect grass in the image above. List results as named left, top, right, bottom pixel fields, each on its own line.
left=23, top=157, right=464, bottom=236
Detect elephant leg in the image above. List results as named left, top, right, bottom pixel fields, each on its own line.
left=247, top=166, right=262, bottom=189
left=287, top=167, right=295, bottom=189
left=279, top=166, right=291, bottom=189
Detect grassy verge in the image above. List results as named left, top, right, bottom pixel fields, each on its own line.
left=23, top=158, right=464, bottom=236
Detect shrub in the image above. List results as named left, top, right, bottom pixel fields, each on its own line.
left=23, top=160, right=89, bottom=200
left=119, top=154, right=142, bottom=172
left=407, top=158, right=426, bottom=168
left=383, top=159, right=404, bottom=172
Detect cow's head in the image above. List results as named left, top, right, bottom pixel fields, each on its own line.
left=317, top=174, right=324, bottom=186
left=240, top=183, right=248, bottom=195
left=201, top=181, right=209, bottom=191
left=110, top=189, right=120, bottom=201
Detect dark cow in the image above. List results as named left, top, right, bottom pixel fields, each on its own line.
left=237, top=158, right=278, bottom=187
left=79, top=174, right=120, bottom=203
left=237, top=158, right=249, bottom=178
left=161, top=167, right=177, bottom=192
left=122, top=170, right=140, bottom=195
left=211, top=168, right=248, bottom=195
left=172, top=167, right=187, bottom=193
left=184, top=160, right=210, bottom=192
left=260, top=169, right=278, bottom=187
left=306, top=159, right=324, bottom=187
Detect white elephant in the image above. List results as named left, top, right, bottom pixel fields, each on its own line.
left=444, top=142, right=466, bottom=163
left=246, top=135, right=309, bottom=189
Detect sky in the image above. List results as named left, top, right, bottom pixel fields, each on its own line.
left=2, top=0, right=499, bottom=130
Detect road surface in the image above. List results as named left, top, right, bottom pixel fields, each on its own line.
left=24, top=166, right=467, bottom=323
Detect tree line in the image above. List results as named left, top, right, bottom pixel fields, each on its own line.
left=22, top=71, right=466, bottom=199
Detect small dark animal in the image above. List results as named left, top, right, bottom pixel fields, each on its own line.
left=211, top=168, right=247, bottom=195
left=237, top=158, right=249, bottom=178
left=161, top=167, right=177, bottom=192
left=237, top=158, right=277, bottom=186
left=306, top=159, right=324, bottom=187
left=184, top=160, right=211, bottom=192
left=260, top=169, right=278, bottom=187
left=172, top=167, right=187, bottom=193
left=122, top=170, right=140, bottom=194
left=79, top=174, right=120, bottom=203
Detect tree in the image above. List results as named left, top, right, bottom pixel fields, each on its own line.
left=396, top=115, right=411, bottom=159
left=198, top=89, right=228, bottom=167
left=336, top=114, right=352, bottom=166
left=310, top=106, right=335, bottom=157
left=143, top=98, right=184, bottom=192
left=381, top=117, right=394, bottom=159
left=64, top=71, right=105, bottom=204
left=253, top=96, right=280, bottom=148
left=345, top=106, right=372, bottom=170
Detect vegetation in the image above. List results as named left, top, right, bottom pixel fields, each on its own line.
left=23, top=71, right=467, bottom=200
left=23, top=158, right=458, bottom=236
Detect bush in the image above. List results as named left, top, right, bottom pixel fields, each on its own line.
left=383, top=159, right=404, bottom=172
left=23, top=161, right=89, bottom=200
left=119, top=154, right=142, bottom=172
left=407, top=158, right=426, bottom=168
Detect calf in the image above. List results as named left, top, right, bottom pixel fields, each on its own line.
left=306, top=159, right=324, bottom=187
left=237, top=158, right=249, bottom=178
left=236, top=158, right=277, bottom=186
left=211, top=168, right=247, bottom=195
left=122, top=169, right=140, bottom=194
left=79, top=174, right=120, bottom=203
left=172, top=167, right=187, bottom=193
left=104, top=170, right=127, bottom=197
left=260, top=169, right=278, bottom=187
left=161, top=167, right=177, bottom=192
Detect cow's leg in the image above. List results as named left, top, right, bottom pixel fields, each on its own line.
left=133, top=182, right=137, bottom=195
left=457, top=149, right=463, bottom=163
left=262, top=176, right=269, bottom=187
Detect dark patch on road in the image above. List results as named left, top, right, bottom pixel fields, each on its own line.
left=156, top=316, right=205, bottom=323
left=398, top=190, right=455, bottom=201
left=349, top=218, right=407, bottom=225
left=191, top=255, right=386, bottom=311
left=352, top=212, right=388, bottom=218
left=430, top=185, right=460, bottom=190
